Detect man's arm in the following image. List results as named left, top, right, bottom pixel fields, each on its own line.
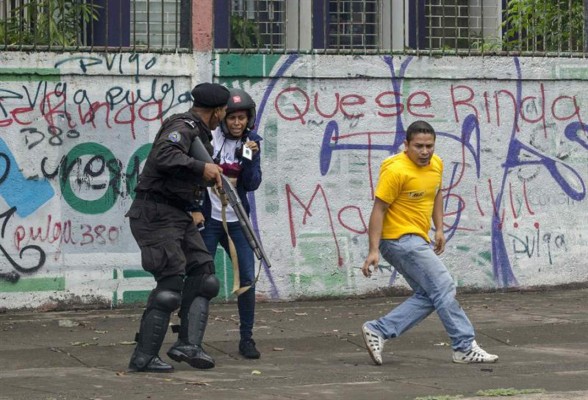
left=432, top=189, right=446, bottom=255
left=361, top=197, right=389, bottom=278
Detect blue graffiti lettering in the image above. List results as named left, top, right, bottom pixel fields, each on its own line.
left=0, top=138, right=54, bottom=218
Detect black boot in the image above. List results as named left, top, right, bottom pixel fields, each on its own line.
left=129, top=352, right=174, bottom=373
left=167, top=296, right=215, bottom=369
left=239, top=338, right=261, bottom=359
left=128, top=290, right=179, bottom=373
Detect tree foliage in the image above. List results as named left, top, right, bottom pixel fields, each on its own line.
left=230, top=14, right=262, bottom=49
left=502, top=0, right=584, bottom=52
left=0, top=0, right=100, bottom=47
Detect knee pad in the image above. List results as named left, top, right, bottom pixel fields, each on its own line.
left=183, top=272, right=220, bottom=302
left=149, top=289, right=181, bottom=312
left=201, top=274, right=220, bottom=299
left=145, top=275, right=183, bottom=312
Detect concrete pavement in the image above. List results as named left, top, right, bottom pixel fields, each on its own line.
left=1, top=287, right=587, bottom=400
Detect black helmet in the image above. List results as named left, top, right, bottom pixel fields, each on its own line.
left=220, top=88, right=256, bottom=138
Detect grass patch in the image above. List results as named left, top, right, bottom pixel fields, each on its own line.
left=475, top=388, right=546, bottom=396
left=414, top=388, right=546, bottom=400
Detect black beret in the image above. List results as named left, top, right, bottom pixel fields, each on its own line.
left=191, top=83, right=230, bottom=108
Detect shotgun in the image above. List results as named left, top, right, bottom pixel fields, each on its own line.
left=189, top=137, right=271, bottom=269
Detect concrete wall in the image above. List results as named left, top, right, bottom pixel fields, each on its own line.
left=0, top=52, right=586, bottom=310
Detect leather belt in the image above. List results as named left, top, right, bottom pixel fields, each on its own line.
left=136, top=192, right=187, bottom=210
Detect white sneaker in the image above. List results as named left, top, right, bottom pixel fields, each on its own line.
left=361, top=323, right=386, bottom=365
left=453, top=340, right=498, bottom=364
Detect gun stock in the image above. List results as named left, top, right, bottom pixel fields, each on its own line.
left=188, top=137, right=216, bottom=187
left=189, top=137, right=214, bottom=163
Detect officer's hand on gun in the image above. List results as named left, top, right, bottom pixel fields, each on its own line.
left=191, top=211, right=205, bottom=231
left=203, top=162, right=223, bottom=189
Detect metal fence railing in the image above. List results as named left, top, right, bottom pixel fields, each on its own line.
left=1, top=0, right=586, bottom=56
left=0, top=0, right=191, bottom=53
left=215, top=0, right=588, bottom=57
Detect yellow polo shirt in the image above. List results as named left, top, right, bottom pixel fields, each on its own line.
left=375, top=152, right=443, bottom=242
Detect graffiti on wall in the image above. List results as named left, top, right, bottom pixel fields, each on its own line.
left=0, top=53, right=586, bottom=309
left=0, top=54, right=192, bottom=304
left=251, top=54, right=587, bottom=296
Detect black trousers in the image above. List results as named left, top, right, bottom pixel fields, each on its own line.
left=126, top=199, right=213, bottom=281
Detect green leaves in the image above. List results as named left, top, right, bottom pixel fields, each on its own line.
left=230, top=14, right=262, bottom=49
left=0, top=0, right=101, bottom=47
left=502, top=0, right=584, bottom=52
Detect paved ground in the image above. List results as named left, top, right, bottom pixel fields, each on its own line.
left=1, top=287, right=587, bottom=400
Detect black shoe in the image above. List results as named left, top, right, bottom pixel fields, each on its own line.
left=167, top=340, right=215, bottom=369
left=239, top=338, right=261, bottom=359
left=128, top=355, right=174, bottom=373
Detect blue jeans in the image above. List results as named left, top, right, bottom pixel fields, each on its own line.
left=201, top=218, right=256, bottom=341
left=365, top=234, right=475, bottom=351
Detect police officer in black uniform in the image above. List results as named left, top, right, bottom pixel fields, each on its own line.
left=126, top=83, right=230, bottom=373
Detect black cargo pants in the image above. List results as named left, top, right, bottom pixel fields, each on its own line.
left=126, top=198, right=213, bottom=281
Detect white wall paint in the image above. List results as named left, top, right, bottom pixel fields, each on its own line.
left=0, top=52, right=586, bottom=310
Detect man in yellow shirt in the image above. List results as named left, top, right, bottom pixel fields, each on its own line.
left=361, top=120, right=498, bottom=365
